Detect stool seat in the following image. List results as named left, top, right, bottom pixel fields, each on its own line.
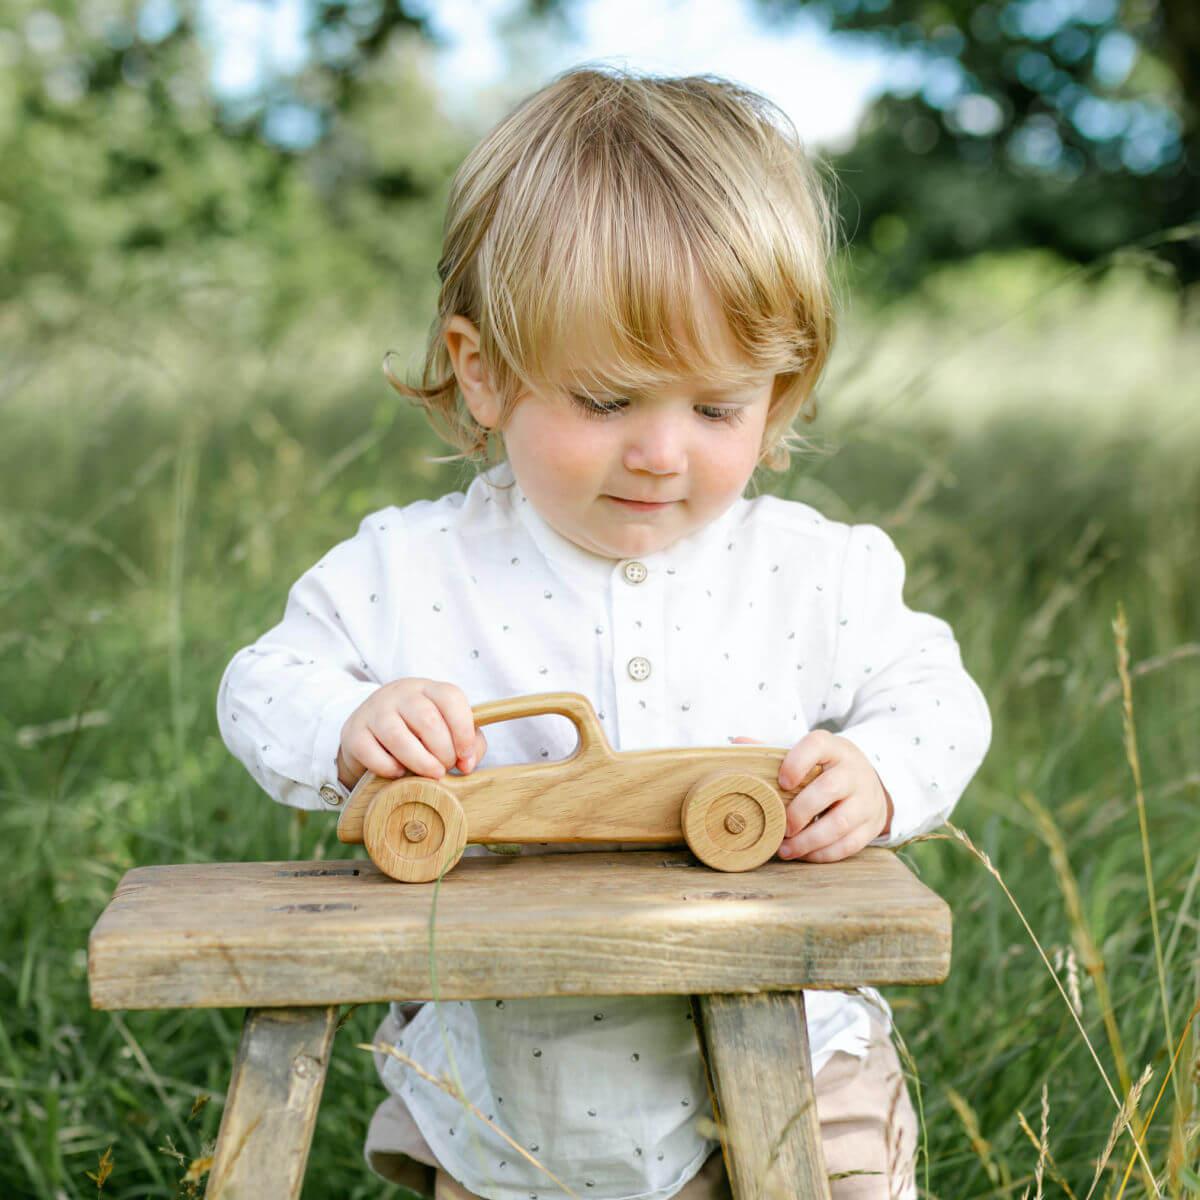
left=88, top=848, right=949, bottom=1011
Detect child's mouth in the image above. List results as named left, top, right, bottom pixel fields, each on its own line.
left=606, top=496, right=676, bottom=512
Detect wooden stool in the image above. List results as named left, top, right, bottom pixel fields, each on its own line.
left=88, top=848, right=950, bottom=1199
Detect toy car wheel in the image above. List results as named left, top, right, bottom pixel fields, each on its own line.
left=363, top=780, right=467, bottom=883
left=681, top=772, right=787, bottom=872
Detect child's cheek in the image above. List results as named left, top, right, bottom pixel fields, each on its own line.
left=706, top=423, right=768, bottom=500
left=532, top=410, right=610, bottom=478
left=505, top=403, right=610, bottom=512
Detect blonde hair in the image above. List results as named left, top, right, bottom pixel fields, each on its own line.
left=388, top=65, right=840, bottom=472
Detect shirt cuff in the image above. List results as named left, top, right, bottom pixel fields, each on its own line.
left=310, top=680, right=381, bottom=807
left=834, top=723, right=950, bottom=847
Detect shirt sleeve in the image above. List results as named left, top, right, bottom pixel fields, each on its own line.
left=823, top=523, right=991, bottom=845
left=216, top=510, right=406, bottom=810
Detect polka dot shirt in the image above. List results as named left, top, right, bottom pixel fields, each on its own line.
left=218, top=460, right=990, bottom=1199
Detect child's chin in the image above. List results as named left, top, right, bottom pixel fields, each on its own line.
left=601, top=529, right=681, bottom=558
left=569, top=508, right=690, bottom=559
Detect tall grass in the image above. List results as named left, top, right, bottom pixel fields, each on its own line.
left=1, top=249, right=1197, bottom=1197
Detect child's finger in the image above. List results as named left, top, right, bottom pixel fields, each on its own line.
left=396, top=694, right=460, bottom=771
left=423, top=682, right=480, bottom=766
left=372, top=711, right=449, bottom=778
left=778, top=729, right=840, bottom=792
left=780, top=796, right=861, bottom=860
left=350, top=733, right=408, bottom=780
left=783, top=764, right=852, bottom=837
left=791, top=822, right=875, bottom=864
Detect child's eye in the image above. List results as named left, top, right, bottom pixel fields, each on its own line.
left=568, top=393, right=745, bottom=425
left=569, top=392, right=628, bottom=418
left=696, top=405, right=745, bottom=425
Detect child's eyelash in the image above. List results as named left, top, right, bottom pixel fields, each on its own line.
left=568, top=393, right=745, bottom=425
left=570, top=392, right=628, bottom=418
left=696, top=405, right=746, bottom=425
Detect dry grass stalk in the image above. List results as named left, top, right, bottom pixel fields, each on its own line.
left=1033, top=1084, right=1048, bottom=1199
left=1015, top=1085, right=1050, bottom=1200
left=1016, top=1100, right=1078, bottom=1200
left=157, top=1134, right=211, bottom=1197
left=182, top=1155, right=213, bottom=1184
left=364, top=1040, right=581, bottom=1199
left=916, top=823, right=1161, bottom=1191
left=946, top=1086, right=1010, bottom=1189
left=1052, top=945, right=1083, bottom=1018
left=85, top=1145, right=113, bottom=1190
left=1163, top=1019, right=1197, bottom=1190
left=1064, top=947, right=1082, bottom=1018
left=1113, top=998, right=1200, bottom=1200
left=860, top=994, right=930, bottom=1199
left=1023, top=791, right=1130, bottom=1091
left=758, top=1089, right=817, bottom=1199
left=1087, top=1063, right=1154, bottom=1200
left=1113, top=607, right=1180, bottom=1113
left=883, top=1072, right=908, bottom=1200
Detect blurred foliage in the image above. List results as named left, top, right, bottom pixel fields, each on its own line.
left=750, top=0, right=1200, bottom=293
left=0, top=0, right=466, bottom=314
left=3, top=0, right=1196, bottom=309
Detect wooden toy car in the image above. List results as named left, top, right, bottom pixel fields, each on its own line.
left=335, top=692, right=820, bottom=882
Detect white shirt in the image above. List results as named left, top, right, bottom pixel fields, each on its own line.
left=217, top=460, right=990, bottom=1200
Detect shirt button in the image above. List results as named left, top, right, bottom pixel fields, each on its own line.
left=319, top=784, right=344, bottom=807
left=627, top=656, right=652, bottom=681
left=622, top=560, right=648, bottom=584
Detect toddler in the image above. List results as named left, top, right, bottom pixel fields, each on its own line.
left=219, top=66, right=990, bottom=1200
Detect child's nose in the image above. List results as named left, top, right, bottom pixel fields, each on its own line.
left=623, top=415, right=688, bottom=475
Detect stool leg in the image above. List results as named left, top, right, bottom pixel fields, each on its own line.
left=695, top=992, right=831, bottom=1200
left=206, top=1005, right=339, bottom=1200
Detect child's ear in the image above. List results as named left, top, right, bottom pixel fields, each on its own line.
left=444, top=316, right=503, bottom=429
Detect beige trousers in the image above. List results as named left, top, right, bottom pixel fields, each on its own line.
left=368, top=1014, right=917, bottom=1200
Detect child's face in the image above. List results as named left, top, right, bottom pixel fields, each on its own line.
left=447, top=296, right=774, bottom=560
left=499, top=373, right=772, bottom=560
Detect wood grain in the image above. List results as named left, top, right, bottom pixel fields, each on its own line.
left=696, top=992, right=831, bottom=1199
left=205, top=1005, right=337, bottom=1199
left=681, top=772, right=787, bottom=872
left=362, top=780, right=467, bottom=883
left=88, top=849, right=951, bottom=1010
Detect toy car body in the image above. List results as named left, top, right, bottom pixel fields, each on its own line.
left=335, top=692, right=818, bottom=882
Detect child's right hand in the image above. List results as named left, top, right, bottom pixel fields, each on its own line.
left=337, top=678, right=488, bottom=790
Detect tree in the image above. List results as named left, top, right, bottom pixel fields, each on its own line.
left=753, top=0, right=1199, bottom=294
left=0, top=0, right=462, bottom=311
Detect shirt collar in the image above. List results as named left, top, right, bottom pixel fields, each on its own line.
left=480, top=460, right=749, bottom=586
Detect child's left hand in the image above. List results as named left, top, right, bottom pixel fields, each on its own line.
left=730, top=730, right=894, bottom=863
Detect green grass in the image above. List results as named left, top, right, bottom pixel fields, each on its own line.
left=1, top=250, right=1197, bottom=1197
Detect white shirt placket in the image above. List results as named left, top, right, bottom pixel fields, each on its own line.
left=610, top=556, right=668, bottom=752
